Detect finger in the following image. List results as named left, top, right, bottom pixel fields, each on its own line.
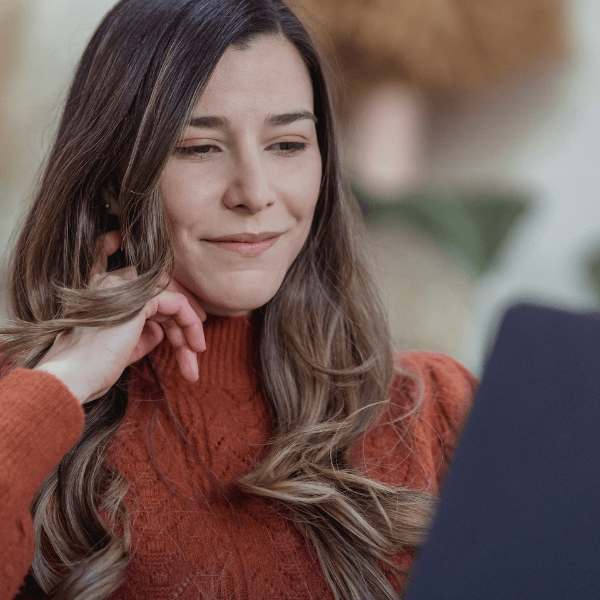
left=93, top=266, right=137, bottom=290
left=151, top=315, right=206, bottom=354
left=92, top=230, right=123, bottom=276
left=176, top=346, right=199, bottom=382
left=146, top=292, right=204, bottom=381
left=160, top=318, right=187, bottom=348
left=146, top=292, right=206, bottom=352
left=167, top=278, right=208, bottom=323
left=129, top=320, right=165, bottom=365
left=102, top=230, right=122, bottom=260
left=156, top=313, right=206, bottom=354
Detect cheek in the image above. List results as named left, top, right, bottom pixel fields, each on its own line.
left=285, top=159, right=322, bottom=223
left=159, top=163, right=209, bottom=226
left=160, top=169, right=188, bottom=226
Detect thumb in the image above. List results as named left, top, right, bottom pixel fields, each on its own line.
left=93, top=230, right=123, bottom=276
left=102, top=230, right=122, bottom=260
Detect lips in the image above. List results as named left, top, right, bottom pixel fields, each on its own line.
left=207, top=232, right=282, bottom=243
left=204, top=231, right=282, bottom=256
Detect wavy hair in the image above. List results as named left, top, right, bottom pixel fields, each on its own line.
left=0, top=1, right=435, bottom=598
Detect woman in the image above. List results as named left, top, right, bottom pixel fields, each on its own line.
left=0, top=1, right=475, bottom=599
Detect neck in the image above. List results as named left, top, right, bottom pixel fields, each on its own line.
left=153, top=312, right=262, bottom=389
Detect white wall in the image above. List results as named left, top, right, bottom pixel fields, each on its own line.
left=424, top=0, right=600, bottom=371
left=0, top=0, right=116, bottom=236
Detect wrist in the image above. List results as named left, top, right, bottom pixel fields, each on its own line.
left=34, top=359, right=91, bottom=405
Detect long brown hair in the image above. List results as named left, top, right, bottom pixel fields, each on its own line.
left=0, top=1, right=435, bottom=598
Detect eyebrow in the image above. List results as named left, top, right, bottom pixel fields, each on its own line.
left=266, top=111, right=317, bottom=127
left=188, top=115, right=230, bottom=129
left=187, top=110, right=317, bottom=130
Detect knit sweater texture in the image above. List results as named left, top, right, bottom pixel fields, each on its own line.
left=0, top=315, right=476, bottom=600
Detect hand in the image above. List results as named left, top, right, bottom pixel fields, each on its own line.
left=34, top=232, right=206, bottom=404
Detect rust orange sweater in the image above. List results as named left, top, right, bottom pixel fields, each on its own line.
left=0, top=315, right=475, bottom=600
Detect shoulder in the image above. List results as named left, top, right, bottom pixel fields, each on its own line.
left=392, top=350, right=477, bottom=436
left=357, top=351, right=477, bottom=494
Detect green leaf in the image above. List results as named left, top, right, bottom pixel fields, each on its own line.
left=354, top=186, right=529, bottom=275
left=587, top=253, right=600, bottom=306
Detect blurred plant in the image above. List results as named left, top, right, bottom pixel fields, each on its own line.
left=355, top=186, right=529, bottom=275
left=587, top=253, right=600, bottom=306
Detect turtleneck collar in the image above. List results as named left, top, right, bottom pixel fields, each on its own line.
left=150, top=312, right=262, bottom=390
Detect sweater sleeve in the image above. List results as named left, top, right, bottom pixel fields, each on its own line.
left=393, top=351, right=478, bottom=489
left=0, top=369, right=84, bottom=600
left=357, top=351, right=477, bottom=495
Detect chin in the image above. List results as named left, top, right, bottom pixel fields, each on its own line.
left=199, top=283, right=283, bottom=317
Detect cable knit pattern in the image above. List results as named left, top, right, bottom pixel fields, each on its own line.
left=2, top=315, right=476, bottom=600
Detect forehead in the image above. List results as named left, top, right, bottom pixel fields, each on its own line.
left=191, top=36, right=314, bottom=117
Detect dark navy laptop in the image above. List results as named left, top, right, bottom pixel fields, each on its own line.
left=403, top=304, right=600, bottom=600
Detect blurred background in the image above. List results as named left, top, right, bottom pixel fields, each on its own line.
left=0, top=0, right=598, bottom=375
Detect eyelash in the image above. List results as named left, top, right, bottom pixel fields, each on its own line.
left=271, top=141, right=306, bottom=155
left=174, top=141, right=307, bottom=158
left=174, top=144, right=217, bottom=158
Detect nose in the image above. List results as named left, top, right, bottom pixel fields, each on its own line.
left=223, top=152, right=276, bottom=213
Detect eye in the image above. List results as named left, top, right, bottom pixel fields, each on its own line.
left=174, top=144, right=220, bottom=159
left=270, top=141, right=307, bottom=156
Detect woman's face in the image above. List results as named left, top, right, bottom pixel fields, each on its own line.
left=160, top=35, right=322, bottom=316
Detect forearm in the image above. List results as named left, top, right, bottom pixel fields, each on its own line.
left=0, top=369, right=84, bottom=600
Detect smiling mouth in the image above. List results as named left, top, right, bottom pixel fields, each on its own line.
left=208, top=232, right=282, bottom=243
left=204, top=232, right=282, bottom=255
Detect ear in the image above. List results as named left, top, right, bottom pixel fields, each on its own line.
left=102, top=186, right=120, bottom=216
